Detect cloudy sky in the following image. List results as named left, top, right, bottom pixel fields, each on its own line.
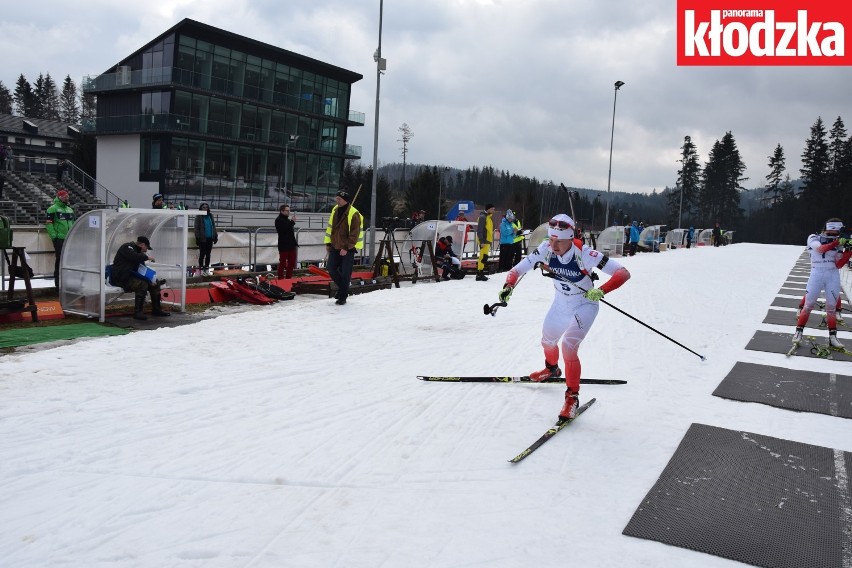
left=2, top=0, right=850, bottom=193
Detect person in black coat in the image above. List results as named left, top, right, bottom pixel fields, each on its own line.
left=275, top=204, right=298, bottom=279
left=110, top=236, right=170, bottom=320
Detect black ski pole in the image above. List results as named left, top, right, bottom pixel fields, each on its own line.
left=536, top=264, right=706, bottom=361
left=483, top=301, right=507, bottom=316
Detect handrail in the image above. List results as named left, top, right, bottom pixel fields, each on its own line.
left=63, top=160, right=123, bottom=209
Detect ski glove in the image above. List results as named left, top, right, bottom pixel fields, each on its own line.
left=498, top=285, right=514, bottom=303
left=840, top=237, right=851, bottom=247
left=584, top=288, right=605, bottom=302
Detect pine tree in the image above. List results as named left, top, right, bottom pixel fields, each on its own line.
left=764, top=144, right=785, bottom=206
left=668, top=135, right=702, bottom=227
left=80, top=92, right=97, bottom=123
left=827, top=116, right=848, bottom=205
left=800, top=117, right=830, bottom=202
left=42, top=73, right=61, bottom=120
left=698, top=132, right=746, bottom=227
left=32, top=73, right=47, bottom=119
left=14, top=74, right=34, bottom=116
left=0, top=81, right=12, bottom=114
left=59, top=75, right=80, bottom=124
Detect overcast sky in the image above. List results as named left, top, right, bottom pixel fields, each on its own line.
left=2, top=0, right=850, bottom=194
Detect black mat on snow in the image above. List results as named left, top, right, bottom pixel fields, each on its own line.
left=623, top=423, right=852, bottom=568
left=782, top=282, right=807, bottom=289
left=762, top=309, right=852, bottom=332
left=746, top=330, right=852, bottom=361
left=712, top=361, right=852, bottom=418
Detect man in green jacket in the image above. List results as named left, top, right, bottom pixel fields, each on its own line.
left=46, top=188, right=75, bottom=287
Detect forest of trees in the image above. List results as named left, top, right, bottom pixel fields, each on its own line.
left=0, top=73, right=95, bottom=124
left=349, top=115, right=852, bottom=245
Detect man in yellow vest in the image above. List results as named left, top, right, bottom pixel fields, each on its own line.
left=476, top=204, right=495, bottom=281
left=324, top=188, right=363, bottom=305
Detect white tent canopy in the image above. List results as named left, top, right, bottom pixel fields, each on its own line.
left=60, top=209, right=194, bottom=322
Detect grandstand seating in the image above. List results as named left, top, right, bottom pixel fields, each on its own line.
left=0, top=171, right=107, bottom=224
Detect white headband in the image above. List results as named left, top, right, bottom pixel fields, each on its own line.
left=547, top=214, right=576, bottom=240
left=826, top=221, right=843, bottom=232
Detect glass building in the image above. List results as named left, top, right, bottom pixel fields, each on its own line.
left=83, top=18, right=363, bottom=213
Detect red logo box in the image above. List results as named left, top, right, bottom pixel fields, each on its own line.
left=677, top=0, right=852, bottom=65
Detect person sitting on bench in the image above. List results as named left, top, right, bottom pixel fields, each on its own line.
left=110, top=236, right=170, bottom=320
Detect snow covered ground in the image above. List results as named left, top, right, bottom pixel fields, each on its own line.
left=1, top=243, right=849, bottom=568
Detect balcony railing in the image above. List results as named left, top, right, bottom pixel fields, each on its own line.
left=83, top=67, right=365, bottom=125
left=81, top=113, right=361, bottom=159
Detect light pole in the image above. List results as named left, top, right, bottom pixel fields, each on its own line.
left=368, top=0, right=386, bottom=261
left=604, top=80, right=625, bottom=228
left=284, top=134, right=299, bottom=199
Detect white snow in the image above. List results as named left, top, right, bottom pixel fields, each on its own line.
left=1, top=243, right=850, bottom=568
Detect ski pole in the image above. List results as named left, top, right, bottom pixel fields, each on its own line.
left=483, top=301, right=507, bottom=317
left=536, top=264, right=706, bottom=361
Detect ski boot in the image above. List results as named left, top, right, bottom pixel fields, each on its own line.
left=791, top=327, right=803, bottom=344
left=558, top=390, right=579, bottom=423
left=829, top=331, right=845, bottom=350
left=530, top=363, right=562, bottom=382
left=475, top=270, right=489, bottom=282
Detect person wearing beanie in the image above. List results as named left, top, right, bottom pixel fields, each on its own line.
left=324, top=188, right=364, bottom=305
left=476, top=204, right=495, bottom=281
left=495, top=213, right=631, bottom=423
left=46, top=188, right=75, bottom=288
left=498, top=208, right=518, bottom=272
left=193, top=202, right=218, bottom=273
left=152, top=193, right=166, bottom=209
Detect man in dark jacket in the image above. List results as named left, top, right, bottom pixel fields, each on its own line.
left=110, top=236, right=170, bottom=320
left=275, top=204, right=298, bottom=279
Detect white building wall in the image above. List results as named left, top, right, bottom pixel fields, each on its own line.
left=95, top=134, right=159, bottom=207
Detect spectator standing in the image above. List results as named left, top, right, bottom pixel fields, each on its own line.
left=496, top=213, right=630, bottom=422
left=792, top=218, right=852, bottom=349
left=498, top=209, right=518, bottom=272
left=712, top=223, right=723, bottom=247
left=45, top=188, right=75, bottom=288
left=0, top=145, right=6, bottom=171
left=56, top=159, right=69, bottom=182
left=628, top=221, right=641, bottom=256
left=476, top=204, right=495, bottom=281
left=110, top=236, right=170, bottom=320
left=152, top=193, right=166, bottom=209
left=275, top=204, right=299, bottom=279
left=193, top=202, right=218, bottom=273
left=510, top=211, right=524, bottom=264
left=686, top=226, right=694, bottom=249
left=5, top=145, right=13, bottom=171
left=324, top=189, right=363, bottom=305
left=456, top=211, right=468, bottom=222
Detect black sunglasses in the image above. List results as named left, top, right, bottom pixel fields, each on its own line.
left=548, top=219, right=572, bottom=230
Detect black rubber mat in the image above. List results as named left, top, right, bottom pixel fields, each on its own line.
left=782, top=282, right=807, bottom=289
left=713, top=361, right=852, bottom=418
left=762, top=309, right=852, bottom=333
left=623, top=423, right=852, bottom=568
left=779, top=287, right=806, bottom=295
left=746, top=330, right=852, bottom=361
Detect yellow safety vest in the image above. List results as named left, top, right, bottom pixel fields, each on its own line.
left=512, top=219, right=524, bottom=244
left=324, top=205, right=364, bottom=250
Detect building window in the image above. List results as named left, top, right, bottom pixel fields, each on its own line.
left=46, top=141, right=56, bottom=148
